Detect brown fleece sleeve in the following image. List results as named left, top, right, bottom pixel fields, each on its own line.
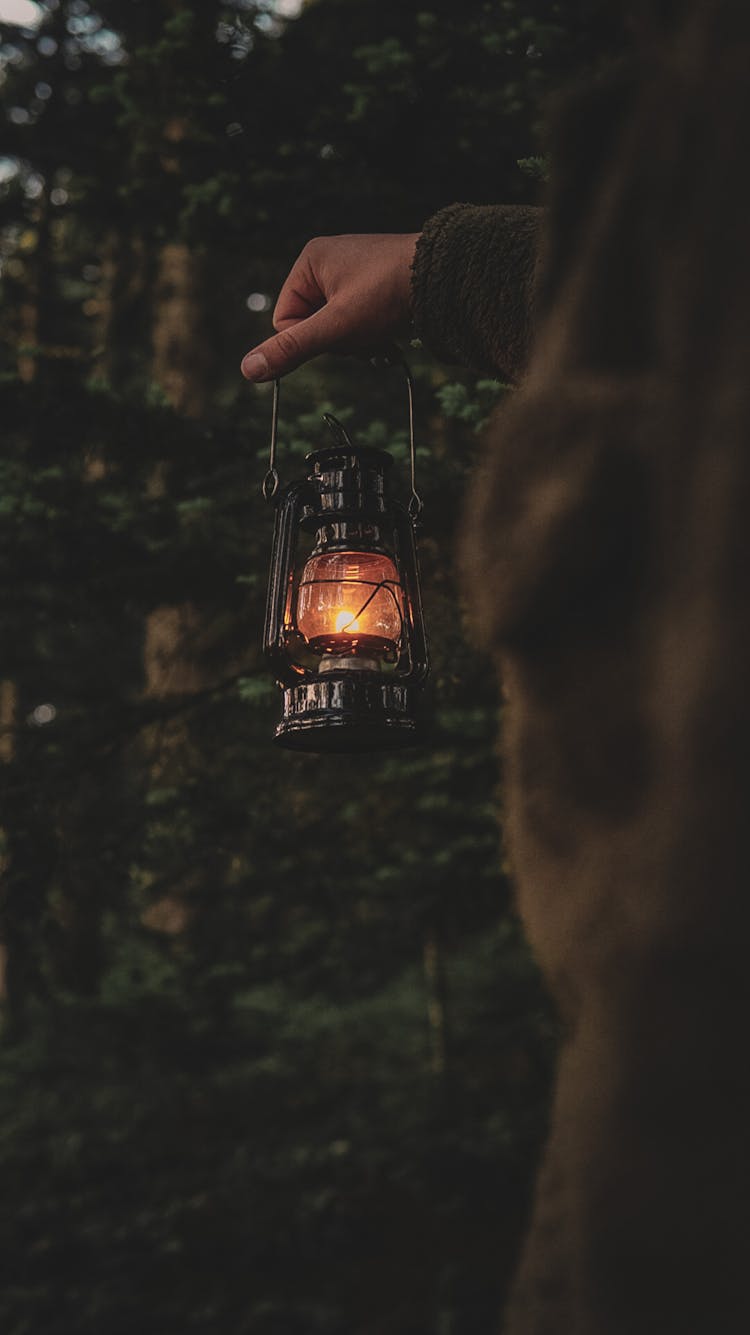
left=410, top=203, right=543, bottom=382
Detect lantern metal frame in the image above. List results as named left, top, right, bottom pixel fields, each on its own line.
left=262, top=362, right=429, bottom=752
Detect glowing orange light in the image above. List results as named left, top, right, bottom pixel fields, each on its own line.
left=335, top=609, right=360, bottom=633
left=297, top=550, right=404, bottom=658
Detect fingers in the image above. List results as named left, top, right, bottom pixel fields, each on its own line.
left=242, top=240, right=330, bottom=380
left=241, top=303, right=349, bottom=382
left=272, top=284, right=324, bottom=330
left=271, top=243, right=325, bottom=329
left=240, top=233, right=419, bottom=381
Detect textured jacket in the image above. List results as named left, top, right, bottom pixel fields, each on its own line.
left=409, top=4, right=750, bottom=1333
left=411, top=202, right=541, bottom=382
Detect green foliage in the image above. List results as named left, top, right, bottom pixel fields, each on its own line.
left=518, top=154, right=551, bottom=181
left=437, top=379, right=512, bottom=432
left=0, top=922, right=555, bottom=1334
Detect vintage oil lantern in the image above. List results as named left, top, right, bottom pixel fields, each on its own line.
left=261, top=365, right=429, bottom=752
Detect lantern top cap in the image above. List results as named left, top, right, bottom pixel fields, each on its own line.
left=304, top=411, right=394, bottom=472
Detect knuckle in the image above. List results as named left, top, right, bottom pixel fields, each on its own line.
left=302, top=235, right=330, bottom=264
left=274, top=326, right=303, bottom=363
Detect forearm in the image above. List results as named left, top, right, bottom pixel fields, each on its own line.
left=410, top=203, right=543, bottom=382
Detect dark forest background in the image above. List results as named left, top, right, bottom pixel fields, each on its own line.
left=1, top=3, right=624, bottom=1332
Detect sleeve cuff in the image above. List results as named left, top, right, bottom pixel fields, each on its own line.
left=410, top=203, right=543, bottom=381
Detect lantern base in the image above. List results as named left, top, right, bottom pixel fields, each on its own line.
left=275, top=672, right=421, bottom=753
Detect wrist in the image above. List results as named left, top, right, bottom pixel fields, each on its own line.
left=395, top=232, right=421, bottom=332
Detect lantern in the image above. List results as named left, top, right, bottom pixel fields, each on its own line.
left=261, top=365, right=429, bottom=752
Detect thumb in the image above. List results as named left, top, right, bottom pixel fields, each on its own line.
left=241, top=305, right=344, bottom=381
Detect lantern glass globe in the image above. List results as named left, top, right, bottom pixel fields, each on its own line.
left=297, top=550, right=404, bottom=660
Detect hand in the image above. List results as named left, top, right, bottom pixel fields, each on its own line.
left=240, top=232, right=420, bottom=382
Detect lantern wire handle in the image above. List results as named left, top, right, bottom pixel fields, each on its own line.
left=262, top=379, right=281, bottom=503
left=261, top=356, right=423, bottom=521
left=370, top=347, right=423, bottom=524
left=403, top=362, right=423, bottom=526
left=322, top=412, right=355, bottom=449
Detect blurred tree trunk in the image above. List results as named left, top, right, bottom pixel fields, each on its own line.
left=0, top=687, right=54, bottom=1035
left=151, top=241, right=214, bottom=420
left=142, top=66, right=217, bottom=690
left=144, top=237, right=214, bottom=697
left=423, top=925, right=450, bottom=1078
left=16, top=184, right=52, bottom=384
left=93, top=228, right=154, bottom=391
left=0, top=682, right=17, bottom=1009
